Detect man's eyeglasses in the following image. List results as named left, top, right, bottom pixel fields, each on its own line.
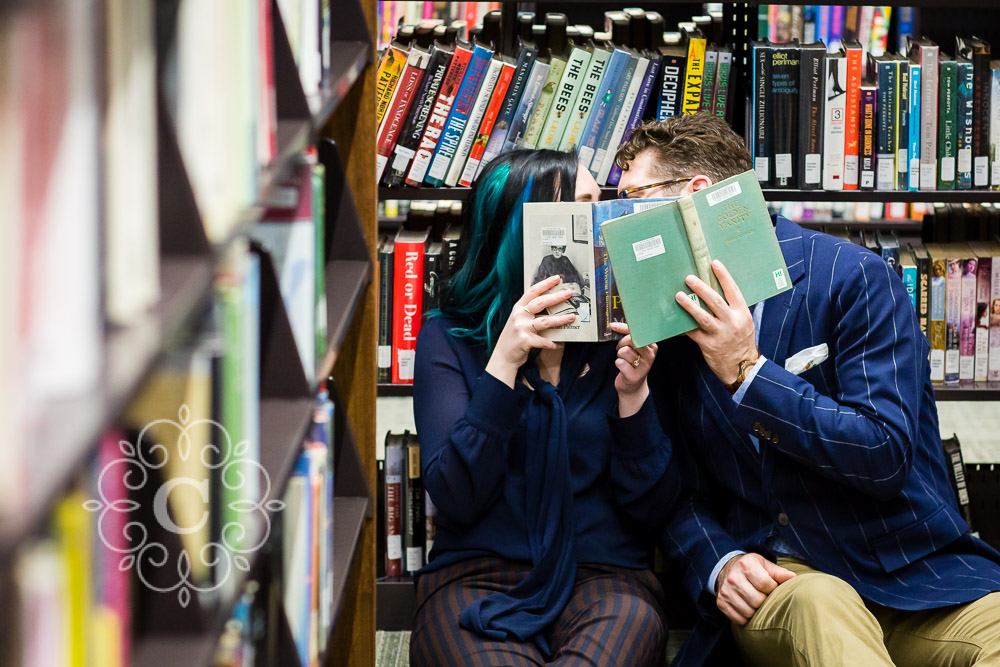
left=618, top=176, right=693, bottom=199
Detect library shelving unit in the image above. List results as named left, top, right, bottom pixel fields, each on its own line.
left=0, top=0, right=380, bottom=665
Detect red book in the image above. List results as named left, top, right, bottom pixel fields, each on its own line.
left=258, top=0, right=276, bottom=164
left=406, top=41, right=474, bottom=186
left=464, top=2, right=478, bottom=32
left=392, top=228, right=429, bottom=384
left=376, top=46, right=431, bottom=182
left=97, top=430, right=132, bottom=667
left=842, top=40, right=864, bottom=190
left=459, top=60, right=515, bottom=186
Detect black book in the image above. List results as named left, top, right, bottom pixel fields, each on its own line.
left=377, top=236, right=394, bottom=384
left=750, top=41, right=773, bottom=187
left=876, top=230, right=901, bottom=277
left=955, top=36, right=991, bottom=188
left=771, top=44, right=800, bottom=189
left=897, top=56, right=911, bottom=191
left=941, top=434, right=976, bottom=532
left=402, top=431, right=425, bottom=575
left=423, top=241, right=443, bottom=313
left=859, top=78, right=878, bottom=190
left=909, top=243, right=931, bottom=337
left=797, top=41, right=825, bottom=189
left=871, top=53, right=899, bottom=191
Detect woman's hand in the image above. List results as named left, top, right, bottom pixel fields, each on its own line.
left=485, top=275, right=577, bottom=388
left=610, top=322, right=656, bottom=418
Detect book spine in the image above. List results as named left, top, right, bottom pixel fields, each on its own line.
left=521, top=56, right=568, bottom=149
left=823, top=54, right=847, bottom=190
left=392, top=238, right=424, bottom=384
left=753, top=43, right=773, bottom=186
left=422, top=245, right=442, bottom=312
left=938, top=60, right=957, bottom=191
left=920, top=44, right=940, bottom=191
left=377, top=241, right=394, bottom=384
left=875, top=60, right=897, bottom=191
left=424, top=490, right=437, bottom=559
left=657, top=52, right=686, bottom=120
left=403, top=438, right=424, bottom=574
left=503, top=59, right=551, bottom=154
left=960, top=258, right=977, bottom=381
left=929, top=257, right=946, bottom=382
left=678, top=196, right=719, bottom=292
left=699, top=49, right=718, bottom=114
left=479, top=45, right=538, bottom=172
left=539, top=48, right=592, bottom=150
left=908, top=62, right=921, bottom=190
left=425, top=44, right=494, bottom=186
left=829, top=6, right=844, bottom=48
left=560, top=47, right=611, bottom=153
left=902, top=262, right=918, bottom=311
left=973, top=48, right=992, bottom=187
left=942, top=436, right=975, bottom=530
left=945, top=258, right=961, bottom=384
left=596, top=57, right=649, bottom=185
left=990, top=254, right=1000, bottom=380
left=375, top=45, right=409, bottom=128
left=589, top=55, right=639, bottom=179
left=592, top=212, right=610, bottom=341
left=957, top=60, right=975, bottom=190
left=384, top=441, right=403, bottom=577
left=578, top=50, right=629, bottom=169
left=798, top=47, right=823, bottom=189
left=771, top=46, right=800, bottom=188
left=459, top=62, right=514, bottom=186
left=975, top=255, right=991, bottom=382
left=406, top=44, right=473, bottom=186
left=383, top=46, right=452, bottom=187
left=991, top=64, right=1000, bottom=189
left=713, top=50, right=733, bottom=119
left=444, top=57, right=503, bottom=186
left=843, top=42, right=863, bottom=190
left=860, top=85, right=877, bottom=190
left=915, top=249, right=930, bottom=338
left=607, top=57, right=661, bottom=186
left=682, top=37, right=706, bottom=114
left=898, top=61, right=910, bottom=191
left=376, top=48, right=431, bottom=183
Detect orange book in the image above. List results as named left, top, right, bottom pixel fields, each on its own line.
left=842, top=40, right=864, bottom=190
left=459, top=60, right=515, bottom=186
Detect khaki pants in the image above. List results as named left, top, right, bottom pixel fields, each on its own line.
left=730, top=558, right=1000, bottom=666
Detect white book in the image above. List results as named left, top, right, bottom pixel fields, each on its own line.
left=595, top=56, right=649, bottom=185
left=538, top=46, right=593, bottom=150
left=444, top=57, right=502, bottom=187
left=823, top=54, right=847, bottom=190
left=559, top=46, right=612, bottom=152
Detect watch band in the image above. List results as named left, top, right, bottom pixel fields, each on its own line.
left=725, top=357, right=760, bottom=395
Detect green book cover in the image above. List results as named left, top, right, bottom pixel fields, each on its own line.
left=938, top=57, right=958, bottom=190
left=601, top=171, right=791, bottom=347
left=521, top=56, right=567, bottom=149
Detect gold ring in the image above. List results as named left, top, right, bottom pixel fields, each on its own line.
left=631, top=358, right=640, bottom=368
left=523, top=306, right=533, bottom=315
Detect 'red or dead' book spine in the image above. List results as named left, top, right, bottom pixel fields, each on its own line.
left=392, top=229, right=428, bottom=384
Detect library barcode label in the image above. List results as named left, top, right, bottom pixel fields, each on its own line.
left=975, top=157, right=989, bottom=186
left=754, top=157, right=770, bottom=182
left=773, top=268, right=788, bottom=289
left=804, top=155, right=821, bottom=184
left=632, top=235, right=665, bottom=262
left=82, top=405, right=283, bottom=607
left=706, top=182, right=742, bottom=207
left=541, top=226, right=568, bottom=246
left=392, top=146, right=415, bottom=171
left=398, top=350, right=416, bottom=381
left=633, top=200, right=670, bottom=213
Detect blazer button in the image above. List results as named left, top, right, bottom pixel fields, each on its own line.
left=753, top=421, right=762, bottom=433
left=772, top=433, right=781, bottom=444
left=777, top=512, right=790, bottom=526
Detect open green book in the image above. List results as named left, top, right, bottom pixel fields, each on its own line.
left=600, top=171, right=791, bottom=347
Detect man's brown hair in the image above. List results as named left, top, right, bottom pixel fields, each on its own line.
left=614, top=115, right=753, bottom=183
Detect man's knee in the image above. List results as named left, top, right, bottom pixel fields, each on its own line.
left=750, top=571, right=866, bottom=629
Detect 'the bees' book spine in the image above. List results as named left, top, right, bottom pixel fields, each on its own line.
left=559, top=46, right=612, bottom=153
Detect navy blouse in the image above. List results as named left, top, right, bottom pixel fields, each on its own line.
left=413, top=316, right=680, bottom=575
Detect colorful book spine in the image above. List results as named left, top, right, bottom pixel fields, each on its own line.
left=929, top=251, right=946, bottom=382
left=521, top=55, right=568, bottom=149
left=975, top=253, right=992, bottom=382
left=771, top=45, right=800, bottom=188
left=587, top=54, right=638, bottom=178
left=406, top=42, right=473, bottom=186
left=559, top=46, right=611, bottom=152
left=938, top=57, right=958, bottom=191
left=538, top=46, right=593, bottom=150
left=898, top=58, right=910, bottom=191
left=875, top=57, right=898, bottom=191
left=859, top=81, right=877, bottom=190
left=823, top=51, right=847, bottom=190
left=502, top=57, right=551, bottom=153
left=478, top=43, right=538, bottom=174
left=966, top=39, right=992, bottom=188
left=657, top=49, right=686, bottom=120
left=607, top=56, right=662, bottom=186
left=990, top=249, right=1000, bottom=380
left=902, top=254, right=918, bottom=311
left=578, top=48, right=630, bottom=169
left=908, top=61, right=922, bottom=190
left=842, top=40, right=864, bottom=190
left=376, top=46, right=431, bottom=183
left=945, top=257, right=962, bottom=384
left=595, top=56, right=649, bottom=185
left=682, top=33, right=706, bottom=114
left=956, top=58, right=975, bottom=190
left=403, top=434, right=425, bottom=574
left=911, top=244, right=931, bottom=337
left=751, top=41, right=773, bottom=187
left=960, top=255, right=977, bottom=381
left=713, top=48, right=733, bottom=119
left=392, top=229, right=427, bottom=383
left=991, top=62, right=1000, bottom=190
left=912, top=38, right=940, bottom=191
left=459, top=60, right=515, bottom=186
left=425, top=43, right=494, bottom=186
left=384, top=437, right=404, bottom=577
left=698, top=48, right=718, bottom=114
left=443, top=57, right=502, bottom=187
left=375, top=44, right=409, bottom=128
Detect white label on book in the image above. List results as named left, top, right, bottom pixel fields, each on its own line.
left=775, top=154, right=793, bottom=179
left=958, top=148, right=972, bottom=173
left=392, top=146, right=415, bottom=171
left=861, top=171, right=875, bottom=189
left=975, top=157, right=989, bottom=186
left=844, top=156, right=859, bottom=185
left=632, top=235, right=666, bottom=262
left=805, top=154, right=821, bottom=184
left=591, top=148, right=608, bottom=175
left=427, top=154, right=449, bottom=181
left=910, top=158, right=921, bottom=187
left=632, top=201, right=670, bottom=213
left=406, top=547, right=424, bottom=571
left=930, top=350, right=944, bottom=382
left=376, top=154, right=389, bottom=181
left=877, top=160, right=894, bottom=190
left=459, top=158, right=481, bottom=186
left=773, top=268, right=788, bottom=290
left=387, top=535, right=402, bottom=560
left=268, top=184, right=299, bottom=208
left=754, top=157, right=770, bottom=181
left=920, top=163, right=936, bottom=187
left=941, top=157, right=956, bottom=182
left=706, top=182, right=742, bottom=206
left=378, top=345, right=391, bottom=368
left=397, top=349, right=416, bottom=381
left=993, top=161, right=1000, bottom=186
left=540, top=227, right=568, bottom=246
left=897, top=149, right=907, bottom=173
left=578, top=146, right=595, bottom=171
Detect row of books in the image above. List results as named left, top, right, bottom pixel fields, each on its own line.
left=760, top=5, right=913, bottom=57
left=770, top=200, right=932, bottom=223
left=378, top=1, right=501, bottom=50
left=750, top=35, right=999, bottom=193
left=375, top=6, right=733, bottom=190
left=381, top=431, right=437, bottom=577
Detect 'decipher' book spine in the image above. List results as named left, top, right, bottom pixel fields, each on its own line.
left=770, top=45, right=800, bottom=188
left=797, top=43, right=824, bottom=189
left=478, top=43, right=538, bottom=175
left=657, top=48, right=686, bottom=120
left=559, top=46, right=611, bottom=153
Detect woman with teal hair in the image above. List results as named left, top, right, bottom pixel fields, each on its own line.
left=410, top=149, right=680, bottom=666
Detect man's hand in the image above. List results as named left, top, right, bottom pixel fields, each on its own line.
left=675, top=260, right=759, bottom=386
left=715, top=553, right=796, bottom=625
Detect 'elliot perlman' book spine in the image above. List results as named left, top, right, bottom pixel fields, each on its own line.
left=797, top=42, right=824, bottom=189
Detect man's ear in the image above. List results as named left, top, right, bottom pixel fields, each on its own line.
left=682, top=174, right=714, bottom=194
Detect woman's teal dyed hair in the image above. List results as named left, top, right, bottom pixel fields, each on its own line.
left=431, top=149, right=578, bottom=354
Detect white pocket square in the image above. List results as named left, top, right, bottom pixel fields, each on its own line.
left=785, top=343, right=829, bottom=375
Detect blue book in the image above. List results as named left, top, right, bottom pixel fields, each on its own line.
left=502, top=57, right=550, bottom=153
left=956, top=58, right=974, bottom=190
left=901, top=256, right=918, bottom=311
left=283, top=454, right=313, bottom=667
left=908, top=62, right=921, bottom=190
left=424, top=43, right=494, bottom=186
left=478, top=43, right=538, bottom=174
left=588, top=53, right=639, bottom=179
left=577, top=47, right=631, bottom=171
left=607, top=57, right=662, bottom=187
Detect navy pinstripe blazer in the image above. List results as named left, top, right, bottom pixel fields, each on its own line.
left=651, top=215, right=1000, bottom=666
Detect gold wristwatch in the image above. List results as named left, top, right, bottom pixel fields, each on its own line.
left=725, top=356, right=760, bottom=395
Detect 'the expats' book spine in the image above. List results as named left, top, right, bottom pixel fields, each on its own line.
left=751, top=41, right=773, bottom=186
left=460, top=60, right=515, bottom=186
left=405, top=42, right=473, bottom=186
left=698, top=48, right=718, bottom=114
left=908, top=61, right=922, bottom=190
left=682, top=33, right=706, bottom=114
left=770, top=45, right=800, bottom=188
left=607, top=56, right=661, bottom=186
left=657, top=49, right=686, bottom=120
left=478, top=43, right=538, bottom=172
left=376, top=46, right=431, bottom=183
left=945, top=256, right=962, bottom=384
left=377, top=237, right=394, bottom=384
left=424, top=43, right=494, bottom=186
left=713, top=48, right=733, bottom=120
left=938, top=57, right=958, bottom=191
left=822, top=50, right=847, bottom=190
left=797, top=43, right=825, bottom=189
left=875, top=56, right=898, bottom=191
left=898, top=58, right=910, bottom=191
left=842, top=40, right=864, bottom=190
left=443, top=57, right=502, bottom=186
left=539, top=46, right=593, bottom=150
left=560, top=46, right=611, bottom=153
left=859, top=80, right=877, bottom=190
left=578, top=48, right=630, bottom=169
left=502, top=57, right=550, bottom=153
left=960, top=255, right=977, bottom=381
left=956, top=57, right=975, bottom=190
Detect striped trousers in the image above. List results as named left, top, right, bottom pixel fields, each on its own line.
left=410, top=557, right=667, bottom=667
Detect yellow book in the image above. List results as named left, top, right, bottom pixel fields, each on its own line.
left=682, top=33, right=706, bottom=115
left=54, top=491, right=93, bottom=667
left=92, top=606, right=123, bottom=667
left=375, top=44, right=408, bottom=127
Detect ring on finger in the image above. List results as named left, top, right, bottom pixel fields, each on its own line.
left=631, top=358, right=640, bottom=368
left=522, top=306, right=533, bottom=315
left=530, top=319, right=538, bottom=333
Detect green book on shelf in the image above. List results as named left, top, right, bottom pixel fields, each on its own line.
left=600, top=171, right=791, bottom=347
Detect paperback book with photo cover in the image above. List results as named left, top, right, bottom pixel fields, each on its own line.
left=600, top=171, right=791, bottom=347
